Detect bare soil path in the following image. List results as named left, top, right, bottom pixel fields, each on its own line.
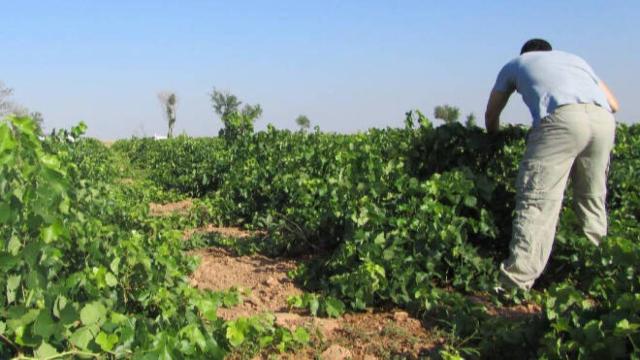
left=187, top=237, right=438, bottom=359
left=150, top=200, right=540, bottom=359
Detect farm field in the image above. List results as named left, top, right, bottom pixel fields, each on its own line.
left=1, top=113, right=639, bottom=359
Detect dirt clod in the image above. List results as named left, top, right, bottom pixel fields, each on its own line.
left=274, top=312, right=303, bottom=330
left=313, top=318, right=342, bottom=339
left=264, top=277, right=280, bottom=287
left=321, top=345, right=352, bottom=360
left=393, top=311, right=409, bottom=322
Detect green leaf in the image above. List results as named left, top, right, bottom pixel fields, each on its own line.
left=0, top=254, right=19, bottom=271
left=59, top=302, right=79, bottom=326
left=40, top=222, right=64, bottom=244
left=110, top=258, right=121, bottom=274
left=614, top=319, right=640, bottom=336
left=40, top=155, right=62, bottom=171
left=308, top=297, right=320, bottom=317
left=463, top=195, right=477, bottom=207
left=110, top=312, right=129, bottom=325
left=8, top=236, right=22, bottom=255
left=292, top=327, right=310, bottom=344
left=70, top=325, right=99, bottom=350
left=26, top=270, right=45, bottom=291
left=583, top=319, right=604, bottom=342
left=12, top=116, right=36, bottom=136
left=52, top=295, right=68, bottom=320
left=71, top=122, right=87, bottom=138
left=181, top=325, right=207, bottom=351
left=258, top=335, right=273, bottom=347
left=105, top=273, right=118, bottom=287
left=226, top=323, right=245, bottom=347
left=287, top=295, right=303, bottom=308
left=197, top=298, right=218, bottom=322
left=6, top=275, right=21, bottom=304
left=58, top=197, right=70, bottom=214
left=23, top=242, right=40, bottom=268
left=223, top=291, right=240, bottom=308
left=80, top=302, right=107, bottom=326
left=0, top=202, right=12, bottom=223
left=7, top=309, right=40, bottom=331
left=34, top=342, right=59, bottom=359
left=382, top=247, right=395, bottom=261
left=33, top=311, right=56, bottom=339
left=0, top=124, right=16, bottom=153
left=95, top=331, right=119, bottom=351
left=324, top=297, right=345, bottom=318
left=7, top=274, right=21, bottom=290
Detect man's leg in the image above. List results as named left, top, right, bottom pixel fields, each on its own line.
left=500, top=197, right=565, bottom=290
left=500, top=105, right=590, bottom=290
left=572, top=105, right=616, bottom=245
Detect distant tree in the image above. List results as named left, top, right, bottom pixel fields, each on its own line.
left=465, top=112, right=477, bottom=128
left=0, top=82, right=44, bottom=133
left=158, top=91, right=178, bottom=138
left=210, top=88, right=262, bottom=121
left=295, top=114, right=311, bottom=130
left=241, top=103, right=263, bottom=121
left=210, top=88, right=262, bottom=140
left=30, top=111, right=44, bottom=133
left=210, top=89, right=241, bottom=120
left=9, top=104, right=29, bottom=117
left=434, top=104, right=460, bottom=124
left=0, top=82, right=16, bottom=116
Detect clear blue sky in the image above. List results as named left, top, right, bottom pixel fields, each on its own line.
left=1, top=0, right=638, bottom=139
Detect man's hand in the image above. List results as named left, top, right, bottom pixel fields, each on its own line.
left=485, top=90, right=511, bottom=135
left=598, top=80, right=620, bottom=113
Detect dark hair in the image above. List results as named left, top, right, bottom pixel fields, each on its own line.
left=520, top=39, right=552, bottom=55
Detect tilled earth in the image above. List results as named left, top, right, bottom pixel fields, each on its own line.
left=189, top=247, right=303, bottom=320
left=151, top=200, right=540, bottom=359
left=189, top=245, right=439, bottom=359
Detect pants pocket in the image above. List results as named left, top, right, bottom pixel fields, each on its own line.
left=516, top=159, right=566, bottom=199
left=516, top=160, right=544, bottom=195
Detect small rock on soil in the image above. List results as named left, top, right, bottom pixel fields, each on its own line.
left=321, top=345, right=352, bottom=360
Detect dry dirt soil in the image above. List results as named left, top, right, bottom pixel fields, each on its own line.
left=151, top=200, right=540, bottom=359
left=188, top=245, right=439, bottom=359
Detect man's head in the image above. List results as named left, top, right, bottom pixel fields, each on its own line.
left=520, top=39, right=552, bottom=55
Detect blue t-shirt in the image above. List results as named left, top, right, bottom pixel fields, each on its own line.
left=493, top=50, right=610, bottom=127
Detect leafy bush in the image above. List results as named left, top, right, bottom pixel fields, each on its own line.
left=112, top=116, right=640, bottom=359
left=0, top=116, right=308, bottom=358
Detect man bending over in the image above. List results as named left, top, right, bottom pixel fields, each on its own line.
left=485, top=38, right=620, bottom=290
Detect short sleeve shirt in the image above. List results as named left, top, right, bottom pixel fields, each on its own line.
left=493, top=50, right=610, bottom=127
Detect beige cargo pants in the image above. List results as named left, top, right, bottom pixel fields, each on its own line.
left=500, top=103, right=616, bottom=290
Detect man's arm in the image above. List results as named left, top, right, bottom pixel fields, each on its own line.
left=598, top=80, right=619, bottom=113
left=484, top=90, right=511, bottom=134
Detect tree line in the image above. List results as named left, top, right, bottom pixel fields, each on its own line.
left=159, top=89, right=478, bottom=139
left=0, top=80, right=478, bottom=138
